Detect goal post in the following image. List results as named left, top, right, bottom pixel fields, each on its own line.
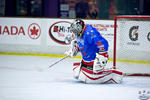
left=113, top=16, right=150, bottom=76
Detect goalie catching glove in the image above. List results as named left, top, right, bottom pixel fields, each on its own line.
left=64, top=34, right=75, bottom=44
left=93, top=53, right=109, bottom=72
left=65, top=40, right=79, bottom=57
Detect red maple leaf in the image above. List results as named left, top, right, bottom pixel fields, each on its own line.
left=30, top=26, right=39, bottom=35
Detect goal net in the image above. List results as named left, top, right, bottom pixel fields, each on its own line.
left=113, top=16, right=150, bottom=76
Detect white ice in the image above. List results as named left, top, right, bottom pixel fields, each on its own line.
left=0, top=55, right=150, bottom=100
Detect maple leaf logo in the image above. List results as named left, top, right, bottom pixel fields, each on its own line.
left=28, top=23, right=41, bottom=40
left=30, top=26, right=39, bottom=36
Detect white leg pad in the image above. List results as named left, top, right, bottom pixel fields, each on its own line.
left=73, top=63, right=81, bottom=79
left=73, top=64, right=123, bottom=84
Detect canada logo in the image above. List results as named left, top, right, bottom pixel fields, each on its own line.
left=28, top=23, right=41, bottom=39
left=49, top=21, right=73, bottom=45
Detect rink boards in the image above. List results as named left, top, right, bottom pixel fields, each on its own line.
left=0, top=17, right=150, bottom=66
left=0, top=17, right=114, bottom=56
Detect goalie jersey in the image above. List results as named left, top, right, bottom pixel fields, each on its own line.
left=76, top=24, right=109, bottom=62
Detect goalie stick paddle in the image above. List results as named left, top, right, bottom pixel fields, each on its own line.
left=49, top=55, right=69, bottom=68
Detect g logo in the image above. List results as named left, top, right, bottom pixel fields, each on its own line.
left=129, top=26, right=139, bottom=41
left=147, top=32, right=150, bottom=41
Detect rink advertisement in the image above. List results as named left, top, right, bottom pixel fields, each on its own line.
left=119, top=21, right=150, bottom=51
left=0, top=18, right=42, bottom=45
left=47, top=19, right=114, bottom=50
left=47, top=19, right=73, bottom=46
left=0, top=17, right=114, bottom=55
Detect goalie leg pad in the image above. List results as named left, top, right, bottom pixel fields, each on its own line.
left=73, top=63, right=123, bottom=84
left=79, top=68, right=123, bottom=84
left=111, top=70, right=123, bottom=84
left=78, top=67, right=113, bottom=84
left=73, top=63, right=81, bottom=79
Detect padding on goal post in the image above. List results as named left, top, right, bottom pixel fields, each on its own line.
left=113, top=16, right=150, bottom=77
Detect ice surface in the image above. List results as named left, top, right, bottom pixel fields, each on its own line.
left=0, top=55, right=150, bottom=100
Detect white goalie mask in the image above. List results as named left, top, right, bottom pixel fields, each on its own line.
left=70, top=19, right=85, bottom=37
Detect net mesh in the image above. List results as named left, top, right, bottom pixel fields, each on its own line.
left=114, top=16, right=150, bottom=76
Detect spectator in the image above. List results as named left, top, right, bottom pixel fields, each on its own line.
left=109, top=0, right=118, bottom=19
left=75, top=0, right=89, bottom=18
left=88, top=4, right=98, bottom=19
left=0, top=0, right=5, bottom=16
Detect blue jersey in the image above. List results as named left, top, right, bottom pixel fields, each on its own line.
left=76, top=24, right=109, bottom=62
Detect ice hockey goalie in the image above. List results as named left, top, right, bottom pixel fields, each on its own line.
left=65, top=19, right=123, bottom=84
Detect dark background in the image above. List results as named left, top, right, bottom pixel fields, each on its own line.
left=0, top=0, right=150, bottom=19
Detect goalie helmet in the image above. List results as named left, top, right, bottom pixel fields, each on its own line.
left=70, top=19, right=85, bottom=37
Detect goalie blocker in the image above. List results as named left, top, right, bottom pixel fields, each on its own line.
left=73, top=62, right=123, bottom=84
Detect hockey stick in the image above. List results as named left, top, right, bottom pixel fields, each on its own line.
left=49, top=55, right=70, bottom=68
left=34, top=55, right=69, bottom=72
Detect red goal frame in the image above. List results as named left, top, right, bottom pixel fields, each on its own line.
left=113, top=16, right=150, bottom=76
